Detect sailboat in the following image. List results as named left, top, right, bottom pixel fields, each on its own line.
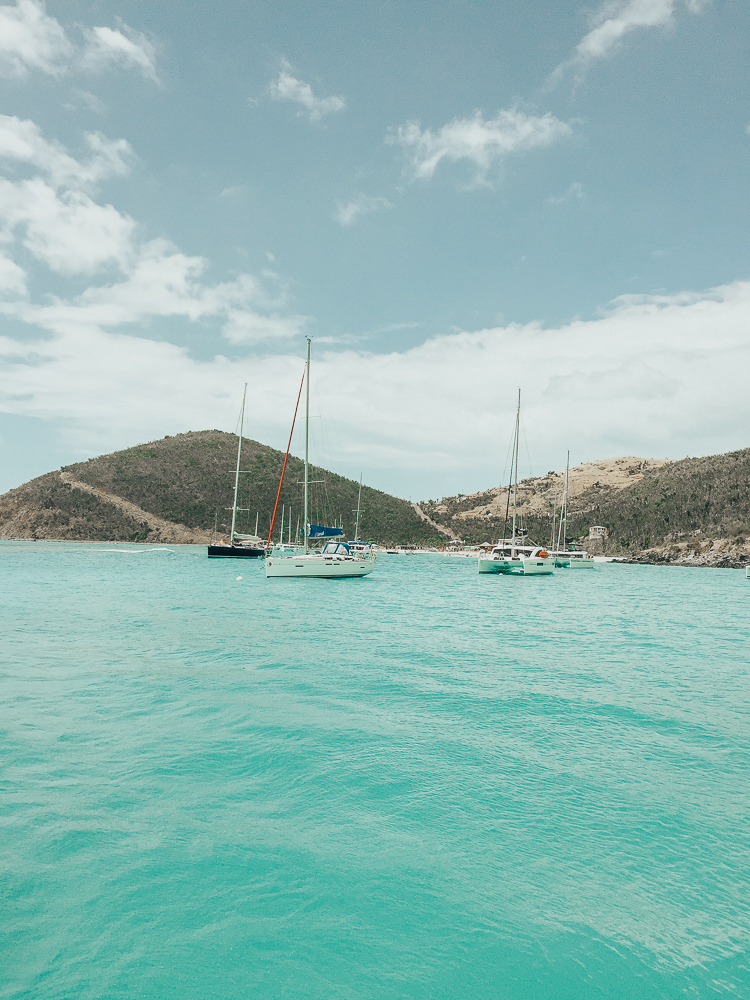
left=478, top=389, right=554, bottom=576
left=265, top=340, right=376, bottom=579
left=348, top=473, right=375, bottom=558
left=548, top=452, right=595, bottom=568
left=207, top=383, right=265, bottom=559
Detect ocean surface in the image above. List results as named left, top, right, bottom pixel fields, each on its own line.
left=2, top=541, right=749, bottom=999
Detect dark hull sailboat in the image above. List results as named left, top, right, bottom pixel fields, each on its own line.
left=207, top=382, right=265, bottom=560
left=207, top=544, right=264, bottom=559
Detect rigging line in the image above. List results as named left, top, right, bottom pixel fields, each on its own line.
left=310, top=361, right=341, bottom=480
left=266, top=366, right=306, bottom=551
left=520, top=414, right=534, bottom=482
left=500, top=434, right=513, bottom=493
left=501, top=403, right=517, bottom=542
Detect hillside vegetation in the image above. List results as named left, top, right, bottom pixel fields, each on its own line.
left=422, top=448, right=750, bottom=566
left=567, top=448, right=750, bottom=555
left=3, top=434, right=749, bottom=563
left=0, top=431, right=443, bottom=547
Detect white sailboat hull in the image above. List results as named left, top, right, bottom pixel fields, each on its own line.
left=521, top=557, right=554, bottom=575
left=265, top=555, right=375, bottom=578
left=478, top=556, right=553, bottom=575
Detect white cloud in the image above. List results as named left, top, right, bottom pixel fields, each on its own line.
left=219, top=184, right=249, bottom=199
left=0, top=0, right=72, bottom=77
left=334, top=195, right=392, bottom=227
left=63, top=89, right=107, bottom=115
left=223, top=311, right=306, bottom=344
left=269, top=59, right=345, bottom=121
left=21, top=243, right=288, bottom=330
left=2, top=274, right=750, bottom=499
left=0, top=115, right=134, bottom=189
left=0, top=1, right=158, bottom=82
left=0, top=252, right=26, bottom=296
left=547, top=181, right=584, bottom=204
left=0, top=177, right=136, bottom=275
left=578, top=0, right=675, bottom=62
left=553, top=0, right=711, bottom=80
left=0, top=115, right=137, bottom=276
left=0, top=114, right=305, bottom=384
left=389, top=108, right=572, bottom=183
left=80, top=24, right=158, bottom=83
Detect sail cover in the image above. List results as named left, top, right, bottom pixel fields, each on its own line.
left=308, top=524, right=343, bottom=538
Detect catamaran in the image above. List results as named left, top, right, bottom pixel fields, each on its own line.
left=548, top=452, right=595, bottom=568
left=265, top=340, right=376, bottom=579
left=478, top=389, right=554, bottom=576
left=207, top=383, right=265, bottom=559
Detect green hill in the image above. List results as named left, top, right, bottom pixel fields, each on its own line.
left=0, top=430, right=444, bottom=547
left=422, top=448, right=750, bottom=567
left=566, top=448, right=750, bottom=555
left=5, top=434, right=749, bottom=563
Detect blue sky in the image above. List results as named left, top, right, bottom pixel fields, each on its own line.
left=1, top=0, right=749, bottom=498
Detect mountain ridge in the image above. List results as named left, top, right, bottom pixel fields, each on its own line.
left=0, top=430, right=444, bottom=547
left=421, top=447, right=750, bottom=567
left=2, top=434, right=749, bottom=565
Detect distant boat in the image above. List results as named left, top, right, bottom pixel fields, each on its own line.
left=554, top=549, right=596, bottom=568
left=478, top=389, right=553, bottom=576
left=207, top=383, right=265, bottom=559
left=547, top=453, right=595, bottom=568
left=265, top=339, right=375, bottom=579
left=479, top=540, right=556, bottom=575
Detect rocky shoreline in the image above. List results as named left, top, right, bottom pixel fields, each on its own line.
left=626, top=536, right=750, bottom=569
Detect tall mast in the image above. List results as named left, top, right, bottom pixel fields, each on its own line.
left=304, top=338, right=311, bottom=554
left=557, top=450, right=569, bottom=550
left=563, top=450, right=569, bottom=549
left=511, top=388, right=520, bottom=553
left=354, top=473, right=362, bottom=541
left=551, top=491, right=557, bottom=549
left=279, top=505, right=284, bottom=545
left=230, top=382, right=247, bottom=545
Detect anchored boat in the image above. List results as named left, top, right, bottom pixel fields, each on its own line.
left=478, top=389, right=553, bottom=577
left=478, top=542, right=555, bottom=575
left=547, top=453, right=595, bottom=568
left=265, top=339, right=375, bottom=580
left=207, top=383, right=265, bottom=559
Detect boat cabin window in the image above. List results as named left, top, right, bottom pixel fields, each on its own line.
left=322, top=541, right=350, bottom=555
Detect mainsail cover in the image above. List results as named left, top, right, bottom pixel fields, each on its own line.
left=309, top=524, right=343, bottom=538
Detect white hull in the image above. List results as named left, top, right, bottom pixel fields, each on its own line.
left=478, top=556, right=553, bottom=576
left=521, top=558, right=554, bottom=575
left=550, top=550, right=596, bottom=568
left=265, top=554, right=375, bottom=578
left=570, top=555, right=596, bottom=569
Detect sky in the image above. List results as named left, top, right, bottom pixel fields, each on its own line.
left=1, top=0, right=749, bottom=499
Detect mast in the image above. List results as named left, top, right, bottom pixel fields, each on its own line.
left=354, top=473, right=362, bottom=541
left=230, top=382, right=247, bottom=545
left=551, top=491, right=556, bottom=550
left=304, top=337, right=311, bottom=554
left=511, top=388, right=520, bottom=554
left=563, top=450, right=569, bottom=549
left=279, top=505, right=284, bottom=545
left=557, top=450, right=569, bottom=550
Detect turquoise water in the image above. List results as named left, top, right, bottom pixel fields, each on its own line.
left=2, top=542, right=749, bottom=999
